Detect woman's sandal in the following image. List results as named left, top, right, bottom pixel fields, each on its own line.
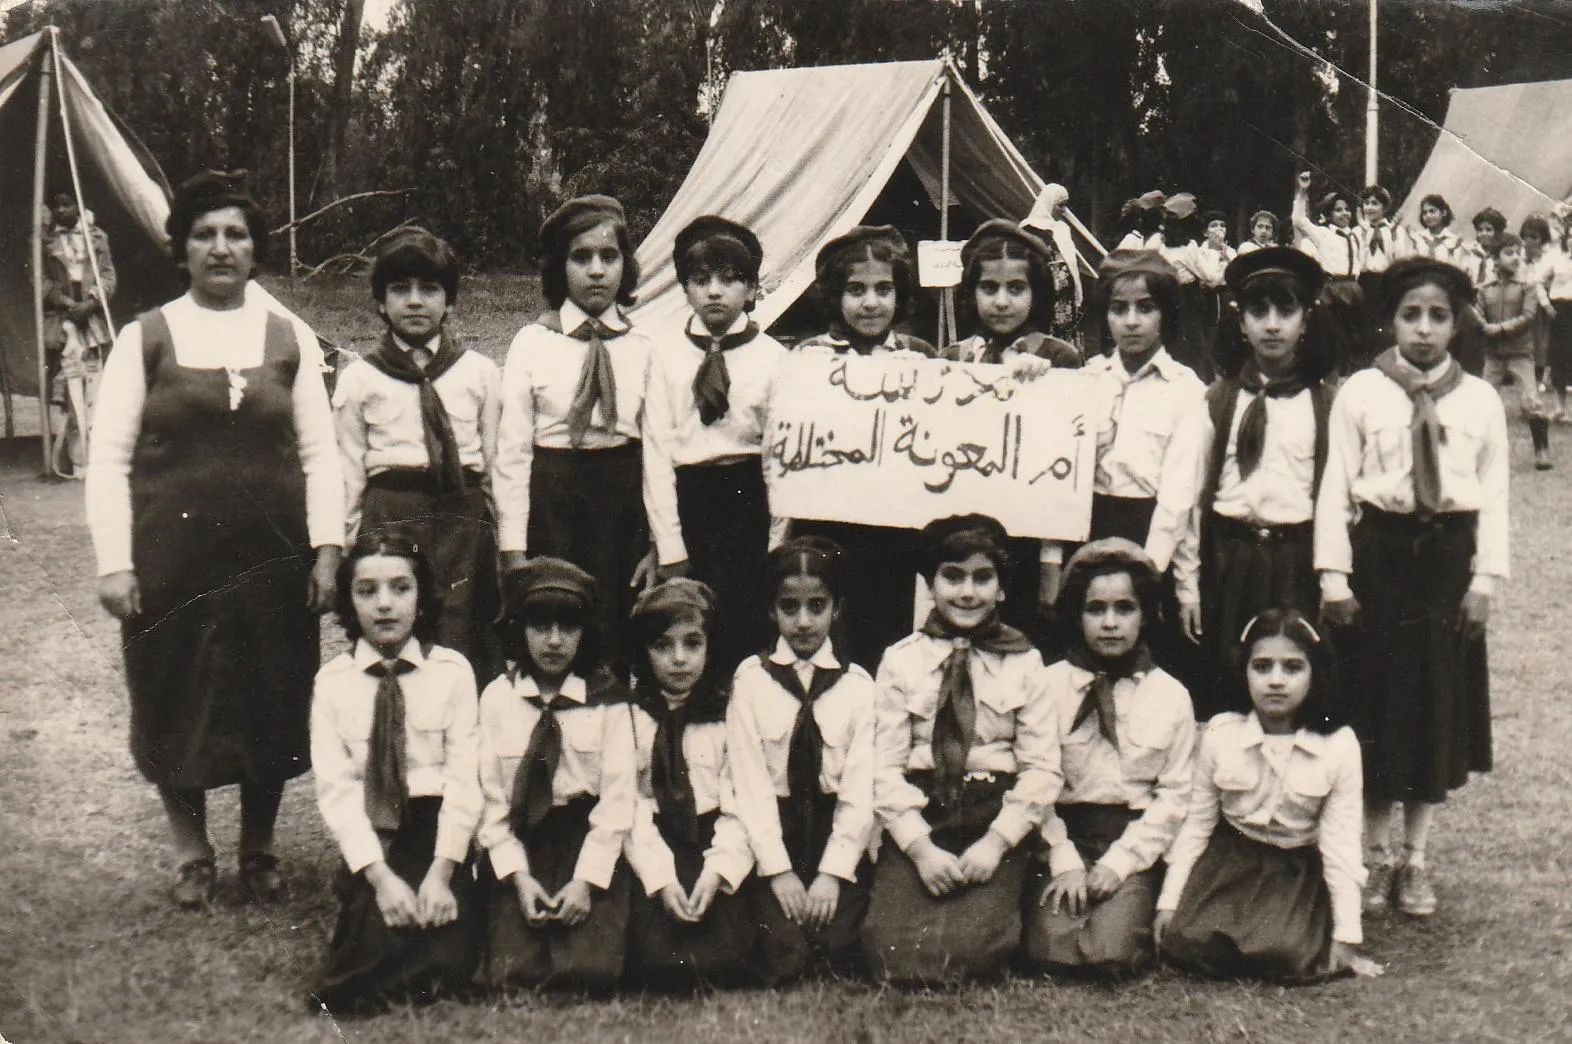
left=238, top=851, right=284, bottom=904
left=172, top=857, right=218, bottom=910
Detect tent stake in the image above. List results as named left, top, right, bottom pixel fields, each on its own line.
left=32, top=35, right=54, bottom=477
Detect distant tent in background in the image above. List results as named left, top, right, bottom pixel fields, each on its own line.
left=1397, top=78, right=1572, bottom=231
left=632, top=59, right=1104, bottom=342
left=0, top=27, right=178, bottom=469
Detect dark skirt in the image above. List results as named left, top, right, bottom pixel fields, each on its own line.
left=862, top=773, right=1027, bottom=986
left=625, top=810, right=755, bottom=991
left=527, top=443, right=648, bottom=673
left=480, top=796, right=631, bottom=992
left=1024, top=804, right=1159, bottom=974
left=1161, top=820, right=1338, bottom=983
left=1548, top=306, right=1572, bottom=387
left=363, top=468, right=503, bottom=686
left=310, top=798, right=482, bottom=1014
left=749, top=794, right=869, bottom=986
left=676, top=460, right=773, bottom=680
left=1194, top=514, right=1319, bottom=721
left=1169, top=281, right=1214, bottom=382
left=791, top=520, right=917, bottom=673
left=1338, top=507, right=1491, bottom=803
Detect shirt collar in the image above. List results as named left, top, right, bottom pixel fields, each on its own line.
left=1097, top=346, right=1178, bottom=384
left=1063, top=660, right=1148, bottom=691
left=516, top=671, right=588, bottom=704
left=1392, top=349, right=1455, bottom=388
left=1240, top=711, right=1328, bottom=755
left=922, top=633, right=1002, bottom=677
left=768, top=636, right=840, bottom=671
left=685, top=311, right=750, bottom=339
left=392, top=331, right=442, bottom=355
left=353, top=637, right=424, bottom=669
left=560, top=298, right=628, bottom=335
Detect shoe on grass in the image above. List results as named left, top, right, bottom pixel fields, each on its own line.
left=1535, top=448, right=1554, bottom=471
left=1397, top=863, right=1438, bottom=917
left=239, top=851, right=283, bottom=904
left=173, top=857, right=217, bottom=910
left=1363, top=861, right=1397, bottom=916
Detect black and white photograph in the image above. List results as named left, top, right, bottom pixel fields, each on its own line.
left=0, top=0, right=1568, bottom=1039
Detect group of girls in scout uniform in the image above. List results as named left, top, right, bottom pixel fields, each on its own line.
left=306, top=192, right=1504, bottom=1011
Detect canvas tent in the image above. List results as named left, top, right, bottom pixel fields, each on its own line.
left=632, top=59, right=1102, bottom=339
left=0, top=27, right=177, bottom=467
left=1398, top=78, right=1572, bottom=231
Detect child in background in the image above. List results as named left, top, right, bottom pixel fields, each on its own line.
left=1156, top=192, right=1210, bottom=379
left=308, top=529, right=482, bottom=1014
left=1465, top=207, right=1507, bottom=288
left=1517, top=214, right=1558, bottom=414
left=1408, top=194, right=1466, bottom=266
left=643, top=215, right=788, bottom=679
left=790, top=225, right=935, bottom=672
left=727, top=537, right=877, bottom=985
left=1354, top=185, right=1407, bottom=329
left=1175, top=247, right=1338, bottom=720
left=494, top=195, right=663, bottom=672
left=1236, top=211, right=1279, bottom=257
left=1316, top=257, right=1506, bottom=921
left=1292, top=172, right=1367, bottom=375
left=948, top=219, right=1080, bottom=642
left=1544, top=207, right=1572, bottom=418
left=1157, top=609, right=1381, bottom=982
left=1025, top=539, right=1194, bottom=977
left=1195, top=210, right=1237, bottom=352
left=334, top=228, right=503, bottom=684
left=623, top=578, right=755, bottom=991
left=1475, top=232, right=1553, bottom=470
left=864, top=515, right=1059, bottom=986
left=476, top=558, right=636, bottom=992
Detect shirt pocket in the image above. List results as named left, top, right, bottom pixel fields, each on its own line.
left=406, top=693, right=454, bottom=765
left=686, top=728, right=723, bottom=809
left=441, top=381, right=481, bottom=429
left=1365, top=418, right=1411, bottom=476
left=975, top=679, right=1025, bottom=744
left=1439, top=423, right=1482, bottom=488
left=363, top=387, right=413, bottom=430
left=560, top=711, right=605, bottom=791
left=1121, top=715, right=1174, bottom=784
left=1281, top=758, right=1333, bottom=830
left=816, top=703, right=846, bottom=794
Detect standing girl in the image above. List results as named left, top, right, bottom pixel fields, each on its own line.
left=1025, top=539, right=1195, bottom=976
left=1157, top=609, right=1380, bottom=982
left=309, top=530, right=483, bottom=1013
left=623, top=578, right=756, bottom=990
left=790, top=225, right=935, bottom=671
left=1156, top=193, right=1211, bottom=379
left=1176, top=247, right=1338, bottom=720
left=1292, top=173, right=1369, bottom=375
left=1315, top=257, right=1507, bottom=920
left=948, top=219, right=1080, bottom=642
left=643, top=215, right=787, bottom=679
left=494, top=195, right=665, bottom=671
left=727, top=537, right=877, bottom=985
left=1236, top=211, right=1279, bottom=257
left=1407, top=194, right=1467, bottom=267
left=476, top=558, right=636, bottom=991
left=864, top=515, right=1059, bottom=986
left=334, top=228, right=503, bottom=684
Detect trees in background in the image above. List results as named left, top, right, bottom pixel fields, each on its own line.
left=8, top=0, right=1572, bottom=269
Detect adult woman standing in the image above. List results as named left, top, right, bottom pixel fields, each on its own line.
left=86, top=171, right=344, bottom=908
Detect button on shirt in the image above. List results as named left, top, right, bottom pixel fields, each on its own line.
left=642, top=313, right=788, bottom=564
left=624, top=707, right=753, bottom=896
left=1084, top=348, right=1206, bottom=571
left=1314, top=364, right=1509, bottom=602
left=1157, top=712, right=1367, bottom=944
left=310, top=640, right=482, bottom=874
left=493, top=300, right=661, bottom=552
left=726, top=639, right=877, bottom=881
left=873, top=632, right=1061, bottom=853
left=476, top=671, right=637, bottom=888
left=1039, top=660, right=1196, bottom=882
left=333, top=336, right=502, bottom=538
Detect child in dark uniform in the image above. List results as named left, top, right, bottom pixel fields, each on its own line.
left=475, top=557, right=636, bottom=992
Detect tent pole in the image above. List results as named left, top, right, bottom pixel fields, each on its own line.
left=939, top=74, right=953, bottom=350
left=32, top=37, right=55, bottom=477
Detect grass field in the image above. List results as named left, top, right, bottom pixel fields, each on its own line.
left=1, top=274, right=1569, bottom=1042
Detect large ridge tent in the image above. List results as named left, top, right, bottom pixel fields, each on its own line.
left=0, top=27, right=177, bottom=467
left=632, top=59, right=1102, bottom=339
left=1397, top=77, right=1572, bottom=231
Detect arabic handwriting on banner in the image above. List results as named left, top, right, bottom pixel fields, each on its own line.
left=766, top=354, right=1105, bottom=541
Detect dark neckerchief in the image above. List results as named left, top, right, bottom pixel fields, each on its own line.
left=1371, top=347, right=1466, bottom=521
left=1231, top=360, right=1312, bottom=481
left=1063, top=642, right=1154, bottom=750
left=533, top=309, right=628, bottom=446
left=1199, top=374, right=1332, bottom=522
left=363, top=650, right=419, bottom=835
left=686, top=319, right=759, bottom=425
left=918, top=610, right=1034, bottom=813
left=507, top=665, right=627, bottom=843
left=365, top=331, right=469, bottom=492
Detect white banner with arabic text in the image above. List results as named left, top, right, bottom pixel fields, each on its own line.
left=766, top=353, right=1108, bottom=540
